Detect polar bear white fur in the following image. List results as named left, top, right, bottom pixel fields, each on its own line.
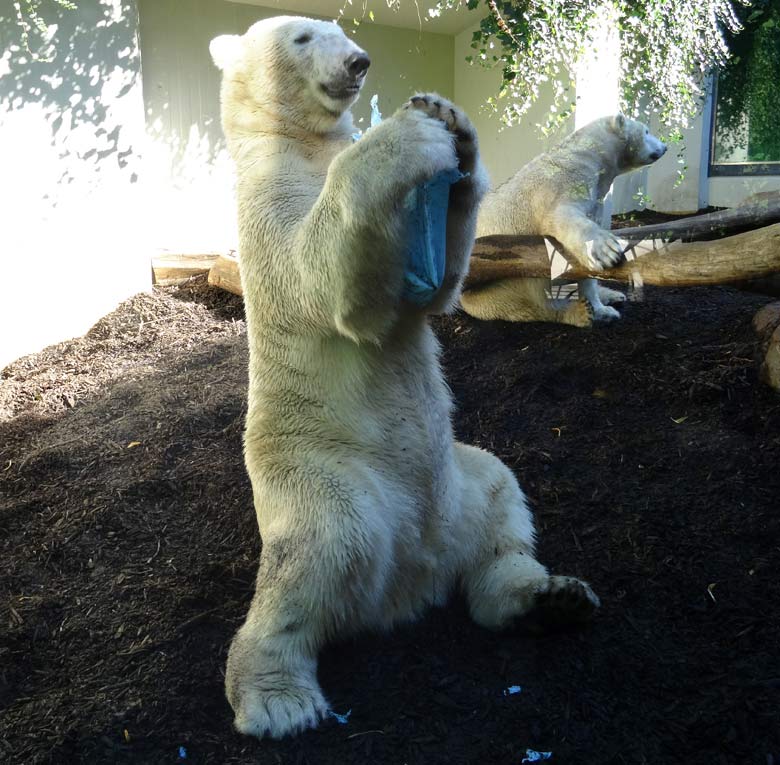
left=210, top=16, right=600, bottom=741
left=463, top=114, right=667, bottom=325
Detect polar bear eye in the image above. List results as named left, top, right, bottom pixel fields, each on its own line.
left=294, top=33, right=312, bottom=45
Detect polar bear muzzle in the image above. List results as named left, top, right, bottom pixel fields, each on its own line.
left=319, top=51, right=370, bottom=100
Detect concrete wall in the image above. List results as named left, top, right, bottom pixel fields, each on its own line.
left=0, top=0, right=149, bottom=369
left=137, top=0, right=454, bottom=253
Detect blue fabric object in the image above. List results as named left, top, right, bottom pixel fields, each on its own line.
left=401, top=168, right=464, bottom=306
left=353, top=94, right=465, bottom=306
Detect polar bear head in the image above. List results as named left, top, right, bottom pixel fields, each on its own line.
left=610, top=113, right=667, bottom=171
left=210, top=16, right=370, bottom=135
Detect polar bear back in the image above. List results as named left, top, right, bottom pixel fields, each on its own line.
left=477, top=114, right=661, bottom=237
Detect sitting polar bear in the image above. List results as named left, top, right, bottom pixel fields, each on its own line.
left=210, top=16, right=600, bottom=741
left=462, top=115, right=667, bottom=326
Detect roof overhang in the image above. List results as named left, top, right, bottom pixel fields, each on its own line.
left=228, top=0, right=480, bottom=35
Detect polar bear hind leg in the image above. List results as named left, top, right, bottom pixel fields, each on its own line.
left=460, top=277, right=594, bottom=328
left=225, top=533, right=335, bottom=739
left=579, top=278, right=621, bottom=321
left=454, top=443, right=600, bottom=630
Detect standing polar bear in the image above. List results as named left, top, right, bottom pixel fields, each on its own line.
left=463, top=114, right=667, bottom=325
left=210, top=16, right=599, bottom=741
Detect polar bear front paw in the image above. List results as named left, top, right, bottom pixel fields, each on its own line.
left=586, top=230, right=625, bottom=269
left=394, top=102, right=458, bottom=182
left=231, top=674, right=329, bottom=740
left=404, top=93, right=478, bottom=175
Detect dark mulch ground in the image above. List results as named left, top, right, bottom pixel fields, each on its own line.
left=2, top=274, right=779, bottom=765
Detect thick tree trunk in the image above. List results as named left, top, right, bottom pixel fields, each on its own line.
left=464, top=223, right=780, bottom=290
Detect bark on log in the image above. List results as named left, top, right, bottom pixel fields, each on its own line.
left=152, top=253, right=220, bottom=286
left=464, top=223, right=780, bottom=290
left=610, top=195, right=780, bottom=243
left=207, top=253, right=243, bottom=296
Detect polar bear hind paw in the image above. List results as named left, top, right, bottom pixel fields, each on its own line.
left=592, top=303, right=621, bottom=322
left=598, top=285, right=627, bottom=305
left=532, top=575, right=601, bottom=628
left=561, top=299, right=594, bottom=328
left=232, top=679, right=329, bottom=740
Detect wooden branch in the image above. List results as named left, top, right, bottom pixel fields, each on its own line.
left=611, top=195, right=780, bottom=243
left=465, top=223, right=780, bottom=290
left=207, top=253, right=243, bottom=296
left=206, top=223, right=780, bottom=298
left=152, top=253, right=219, bottom=286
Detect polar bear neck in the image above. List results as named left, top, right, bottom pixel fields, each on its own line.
left=566, top=131, right=622, bottom=183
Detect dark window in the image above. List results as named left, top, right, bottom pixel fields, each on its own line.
left=710, top=0, right=780, bottom=176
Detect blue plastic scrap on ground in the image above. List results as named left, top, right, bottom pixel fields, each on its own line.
left=328, top=709, right=352, bottom=725
left=521, top=749, right=552, bottom=763
left=178, top=745, right=187, bottom=759
left=503, top=685, right=523, bottom=696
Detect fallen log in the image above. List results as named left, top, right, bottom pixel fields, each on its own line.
left=464, top=223, right=780, bottom=290
left=152, top=253, right=220, bottom=286
left=610, top=194, right=780, bottom=243
left=206, top=224, right=780, bottom=297
left=207, top=253, right=243, bottom=296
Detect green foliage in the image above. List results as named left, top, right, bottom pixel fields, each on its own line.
left=431, top=0, right=748, bottom=133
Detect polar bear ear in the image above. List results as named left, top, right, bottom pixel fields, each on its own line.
left=610, top=113, right=627, bottom=135
left=210, top=34, right=242, bottom=71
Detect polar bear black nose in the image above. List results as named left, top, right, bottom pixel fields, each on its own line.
left=346, top=52, right=371, bottom=77
left=651, top=145, right=667, bottom=161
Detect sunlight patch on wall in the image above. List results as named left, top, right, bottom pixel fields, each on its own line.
left=0, top=0, right=151, bottom=368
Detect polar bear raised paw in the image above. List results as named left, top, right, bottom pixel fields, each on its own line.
left=404, top=93, right=478, bottom=175
left=587, top=229, right=625, bottom=270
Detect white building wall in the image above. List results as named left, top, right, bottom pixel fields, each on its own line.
left=137, top=0, right=455, bottom=254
